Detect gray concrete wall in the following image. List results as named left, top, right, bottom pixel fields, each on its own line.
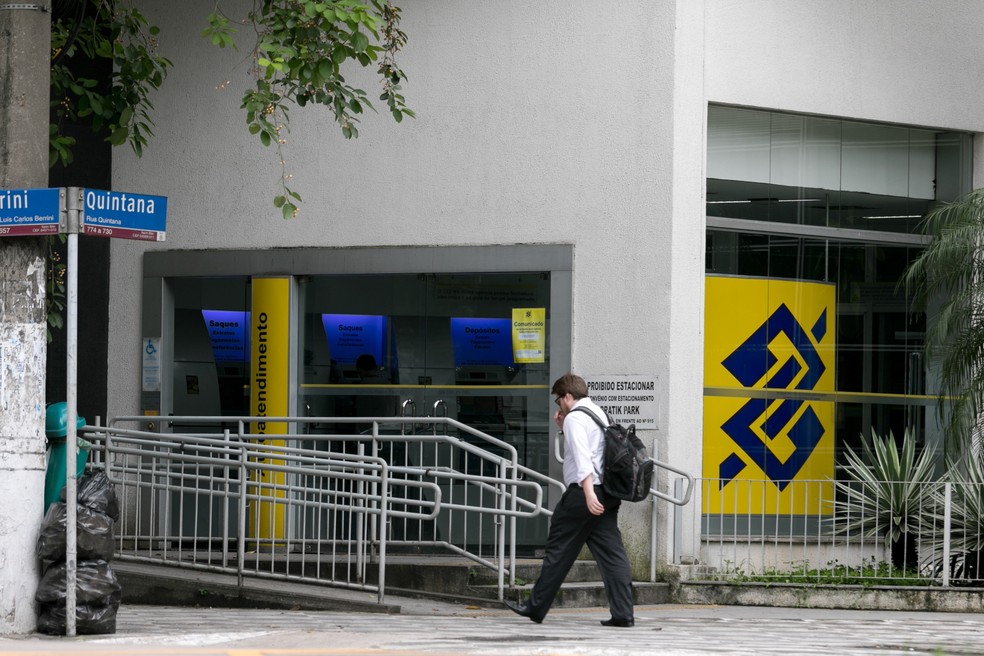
left=107, top=0, right=984, bottom=574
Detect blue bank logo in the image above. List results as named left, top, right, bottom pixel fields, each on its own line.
left=718, top=304, right=828, bottom=490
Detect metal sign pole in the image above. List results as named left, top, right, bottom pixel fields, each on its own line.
left=64, top=187, right=82, bottom=637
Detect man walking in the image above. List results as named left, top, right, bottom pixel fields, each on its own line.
left=504, top=373, right=634, bottom=627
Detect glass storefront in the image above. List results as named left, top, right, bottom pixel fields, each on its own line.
left=152, top=248, right=568, bottom=552
left=170, top=276, right=252, bottom=429
left=704, top=105, right=973, bottom=492
left=166, top=270, right=553, bottom=466
left=702, top=106, right=973, bottom=539
left=298, top=272, right=553, bottom=474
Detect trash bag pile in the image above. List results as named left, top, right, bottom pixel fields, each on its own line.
left=36, top=470, right=121, bottom=635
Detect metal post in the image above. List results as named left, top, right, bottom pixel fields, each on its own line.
left=673, top=478, right=684, bottom=566
left=942, top=482, right=952, bottom=587
left=237, top=435, right=248, bottom=589
left=64, top=187, right=82, bottom=636
left=650, top=494, right=658, bottom=582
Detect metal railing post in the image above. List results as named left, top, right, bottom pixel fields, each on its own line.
left=377, top=460, right=389, bottom=604
left=237, top=425, right=248, bottom=588
left=943, top=481, right=952, bottom=588
left=497, top=458, right=507, bottom=599
left=356, top=441, right=366, bottom=582
left=673, top=478, right=684, bottom=567
left=221, top=428, right=231, bottom=568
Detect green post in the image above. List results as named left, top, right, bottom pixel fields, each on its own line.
left=43, top=402, right=89, bottom=514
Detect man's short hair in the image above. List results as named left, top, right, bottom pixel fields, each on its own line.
left=551, top=373, right=588, bottom=399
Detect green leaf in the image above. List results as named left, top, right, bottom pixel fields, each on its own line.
left=260, top=131, right=271, bottom=147
left=94, top=39, right=112, bottom=58
left=108, top=126, right=129, bottom=146
left=273, top=195, right=286, bottom=208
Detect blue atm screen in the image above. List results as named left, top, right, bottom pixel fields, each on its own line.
left=322, top=314, right=387, bottom=365
left=450, top=317, right=514, bottom=367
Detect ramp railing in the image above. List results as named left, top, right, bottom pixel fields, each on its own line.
left=83, top=414, right=557, bottom=603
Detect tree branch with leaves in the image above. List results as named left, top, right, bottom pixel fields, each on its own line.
left=50, top=0, right=172, bottom=167
left=203, top=0, right=414, bottom=218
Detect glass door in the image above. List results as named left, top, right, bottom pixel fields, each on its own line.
left=298, top=271, right=553, bottom=551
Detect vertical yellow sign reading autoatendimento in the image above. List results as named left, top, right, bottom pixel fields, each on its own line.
left=250, top=277, right=290, bottom=541
left=703, top=276, right=835, bottom=515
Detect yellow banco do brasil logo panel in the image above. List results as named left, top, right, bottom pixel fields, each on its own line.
left=703, top=276, right=835, bottom=515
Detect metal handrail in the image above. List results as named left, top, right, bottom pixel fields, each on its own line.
left=97, top=413, right=694, bottom=601
left=99, top=414, right=549, bottom=600
left=552, top=429, right=695, bottom=506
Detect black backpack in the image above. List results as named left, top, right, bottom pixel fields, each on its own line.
left=569, top=407, right=655, bottom=502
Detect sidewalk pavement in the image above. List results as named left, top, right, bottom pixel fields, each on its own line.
left=1, top=598, right=983, bottom=656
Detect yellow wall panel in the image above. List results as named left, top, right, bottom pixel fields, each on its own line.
left=703, top=276, right=835, bottom=515
left=250, top=277, right=291, bottom=540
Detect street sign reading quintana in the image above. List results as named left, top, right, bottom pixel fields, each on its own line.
left=81, top=188, right=167, bottom=241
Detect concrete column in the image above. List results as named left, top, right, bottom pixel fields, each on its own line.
left=0, top=0, right=52, bottom=635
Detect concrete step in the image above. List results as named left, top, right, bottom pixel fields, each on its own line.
left=114, top=555, right=673, bottom=611
left=382, top=558, right=670, bottom=609
left=486, top=580, right=671, bottom=608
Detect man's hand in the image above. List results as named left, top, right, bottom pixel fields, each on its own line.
left=581, top=478, right=604, bottom=515
left=554, top=410, right=566, bottom=430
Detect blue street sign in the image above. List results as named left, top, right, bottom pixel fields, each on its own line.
left=81, top=188, right=167, bottom=241
left=0, top=188, right=62, bottom=236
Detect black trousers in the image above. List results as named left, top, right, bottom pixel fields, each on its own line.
left=526, top=484, right=634, bottom=622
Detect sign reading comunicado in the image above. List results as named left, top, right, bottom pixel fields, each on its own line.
left=81, top=188, right=167, bottom=241
left=0, top=188, right=62, bottom=236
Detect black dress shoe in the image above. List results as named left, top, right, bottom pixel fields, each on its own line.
left=600, top=618, right=634, bottom=627
left=504, top=600, right=542, bottom=624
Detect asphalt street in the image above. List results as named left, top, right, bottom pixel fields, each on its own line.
left=1, top=601, right=983, bottom=656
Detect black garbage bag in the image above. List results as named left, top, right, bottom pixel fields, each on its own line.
left=36, top=601, right=118, bottom=635
left=63, top=470, right=120, bottom=521
left=37, top=503, right=115, bottom=562
left=36, top=560, right=122, bottom=607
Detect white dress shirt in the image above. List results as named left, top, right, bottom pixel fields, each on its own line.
left=561, top=397, right=607, bottom=487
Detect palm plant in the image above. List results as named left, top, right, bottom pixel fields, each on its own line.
left=900, top=188, right=984, bottom=458
left=925, top=454, right=984, bottom=581
left=830, top=429, right=938, bottom=570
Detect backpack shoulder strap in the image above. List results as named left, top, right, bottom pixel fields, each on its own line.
left=567, top=406, right=607, bottom=429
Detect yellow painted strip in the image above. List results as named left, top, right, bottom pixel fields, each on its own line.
left=704, top=386, right=950, bottom=403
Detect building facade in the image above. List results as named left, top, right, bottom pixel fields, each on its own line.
left=106, top=1, right=984, bottom=571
